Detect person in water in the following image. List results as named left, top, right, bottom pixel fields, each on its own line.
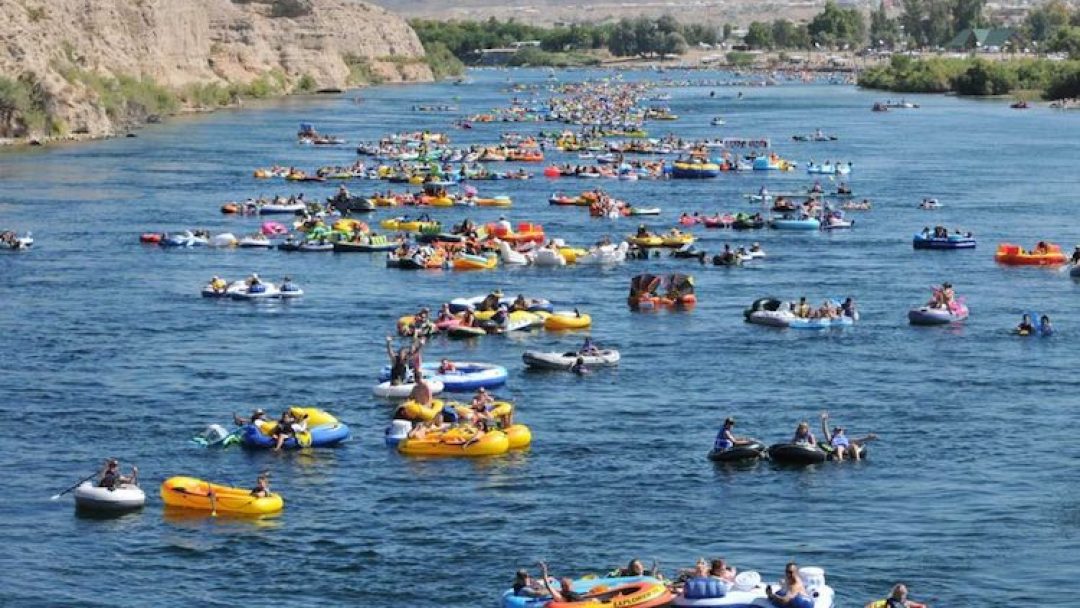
left=817, top=412, right=875, bottom=461
left=1040, top=315, right=1053, bottom=335
left=272, top=409, right=307, bottom=451
left=713, top=417, right=755, bottom=452
left=1071, top=245, right=1080, bottom=265
left=767, top=563, right=813, bottom=608
left=509, top=294, right=529, bottom=312
left=1016, top=314, right=1035, bottom=335
left=98, top=459, right=138, bottom=489
left=437, top=358, right=456, bottom=374
left=865, top=583, right=928, bottom=608
left=792, top=421, right=816, bottom=446
left=570, top=356, right=588, bottom=375
left=250, top=473, right=271, bottom=498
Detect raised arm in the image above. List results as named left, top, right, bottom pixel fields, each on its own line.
left=819, top=412, right=833, bottom=443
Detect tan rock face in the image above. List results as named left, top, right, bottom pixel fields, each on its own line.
left=0, top=0, right=433, bottom=138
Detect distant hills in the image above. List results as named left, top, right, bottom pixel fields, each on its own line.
left=369, top=0, right=830, bottom=26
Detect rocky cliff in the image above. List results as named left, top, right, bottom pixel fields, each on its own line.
left=0, top=0, right=434, bottom=140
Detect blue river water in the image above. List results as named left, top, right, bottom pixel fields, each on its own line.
left=2, top=68, right=1079, bottom=607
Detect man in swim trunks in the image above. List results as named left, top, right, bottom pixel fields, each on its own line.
left=538, top=562, right=586, bottom=602
left=767, top=563, right=813, bottom=608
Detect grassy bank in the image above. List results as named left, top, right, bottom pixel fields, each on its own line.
left=858, top=55, right=1080, bottom=100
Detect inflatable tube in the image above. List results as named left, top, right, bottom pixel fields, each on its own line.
left=397, top=428, right=510, bottom=457
left=768, top=443, right=828, bottom=465
left=448, top=325, right=487, bottom=339
left=504, top=424, right=532, bottom=450
left=379, top=362, right=508, bottom=391
left=908, top=305, right=968, bottom=326
left=502, top=576, right=671, bottom=608
left=239, top=409, right=350, bottom=449
left=544, top=311, right=591, bottom=330
left=770, top=217, right=821, bottom=230
left=448, top=295, right=553, bottom=314
left=372, top=379, right=445, bottom=399
left=708, top=441, right=767, bottom=462
left=160, top=476, right=283, bottom=515
left=73, top=482, right=146, bottom=512
left=912, top=234, right=976, bottom=250
left=522, top=349, right=620, bottom=370
left=995, top=243, right=1067, bottom=266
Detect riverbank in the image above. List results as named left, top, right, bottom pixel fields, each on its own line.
left=858, top=55, right=1080, bottom=100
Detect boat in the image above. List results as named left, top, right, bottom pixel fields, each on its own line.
left=544, top=311, right=591, bottom=330
left=522, top=349, right=620, bottom=370
left=994, top=242, right=1067, bottom=266
left=73, top=482, right=146, bottom=513
left=160, top=476, right=283, bottom=515
left=908, top=303, right=968, bottom=326
left=397, top=427, right=510, bottom=457
left=707, top=440, right=767, bottom=462
left=238, top=408, right=350, bottom=449
left=671, top=567, right=834, bottom=608
left=378, top=361, right=508, bottom=391
left=913, top=233, right=976, bottom=250
left=372, top=379, right=446, bottom=399
left=502, top=576, right=672, bottom=608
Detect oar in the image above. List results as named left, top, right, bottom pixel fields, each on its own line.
left=209, top=488, right=217, bottom=518
left=51, top=471, right=99, bottom=500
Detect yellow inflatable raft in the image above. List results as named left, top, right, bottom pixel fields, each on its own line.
left=399, top=399, right=446, bottom=422
left=397, top=428, right=510, bottom=457
left=160, top=476, right=283, bottom=515
left=544, top=311, right=591, bottom=330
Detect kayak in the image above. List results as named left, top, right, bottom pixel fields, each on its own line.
left=73, top=482, right=146, bottom=512
left=160, top=476, right=283, bottom=515
left=397, top=428, right=509, bottom=457
left=239, top=408, right=350, bottom=449
left=378, top=361, right=509, bottom=391
left=544, top=311, right=591, bottom=330
left=372, top=379, right=446, bottom=399
left=522, top=349, right=621, bottom=370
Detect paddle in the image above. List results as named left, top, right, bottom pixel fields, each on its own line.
left=51, top=471, right=99, bottom=500
left=208, top=488, right=217, bottom=517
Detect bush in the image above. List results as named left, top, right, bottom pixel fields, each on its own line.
left=294, top=74, right=317, bottom=93
left=422, top=42, right=466, bottom=79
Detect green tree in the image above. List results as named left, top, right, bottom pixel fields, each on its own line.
left=1046, top=25, right=1080, bottom=58
left=723, top=23, right=734, bottom=41
left=744, top=21, right=774, bottom=49
left=772, top=19, right=797, bottom=48
left=808, top=1, right=867, bottom=48
left=1025, top=0, right=1071, bottom=43
left=869, top=1, right=903, bottom=48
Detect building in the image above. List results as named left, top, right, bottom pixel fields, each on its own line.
left=945, top=28, right=1020, bottom=52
